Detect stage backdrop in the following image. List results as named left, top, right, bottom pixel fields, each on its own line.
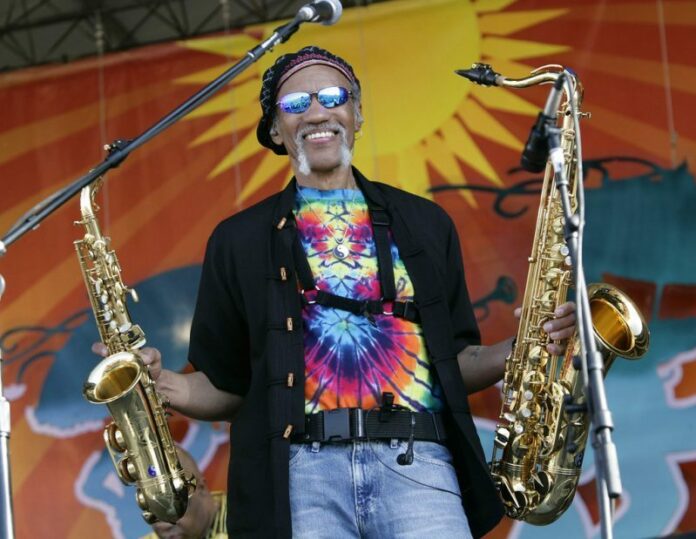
left=1, top=0, right=695, bottom=537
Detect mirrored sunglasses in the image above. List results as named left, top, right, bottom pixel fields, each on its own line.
left=276, top=86, right=352, bottom=114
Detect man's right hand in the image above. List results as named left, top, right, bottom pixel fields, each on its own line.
left=91, top=342, right=242, bottom=421
left=92, top=343, right=164, bottom=381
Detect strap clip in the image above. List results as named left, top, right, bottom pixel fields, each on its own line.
left=301, top=288, right=318, bottom=305
left=382, top=300, right=394, bottom=316
left=379, top=392, right=395, bottom=423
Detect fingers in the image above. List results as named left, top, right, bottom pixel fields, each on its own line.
left=138, top=347, right=162, bottom=367
left=543, top=304, right=577, bottom=336
left=544, top=301, right=577, bottom=354
left=91, top=342, right=108, bottom=357
left=152, top=522, right=175, bottom=534
left=554, top=301, right=576, bottom=318
left=546, top=343, right=565, bottom=355
left=513, top=307, right=522, bottom=319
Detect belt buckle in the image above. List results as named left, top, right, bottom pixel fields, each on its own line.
left=322, top=409, right=351, bottom=441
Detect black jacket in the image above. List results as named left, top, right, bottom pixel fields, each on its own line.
left=189, top=168, right=505, bottom=538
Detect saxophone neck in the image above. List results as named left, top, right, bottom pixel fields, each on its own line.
left=79, top=180, right=105, bottom=240
left=457, top=63, right=584, bottom=107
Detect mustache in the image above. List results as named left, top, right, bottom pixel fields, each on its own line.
left=295, top=122, right=347, bottom=143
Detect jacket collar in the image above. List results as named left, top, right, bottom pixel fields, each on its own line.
left=271, top=166, right=391, bottom=228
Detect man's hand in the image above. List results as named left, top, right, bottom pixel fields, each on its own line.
left=92, top=343, right=164, bottom=380
left=515, top=301, right=577, bottom=355
left=91, top=342, right=242, bottom=421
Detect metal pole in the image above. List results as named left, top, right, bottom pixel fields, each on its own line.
left=0, top=274, right=15, bottom=539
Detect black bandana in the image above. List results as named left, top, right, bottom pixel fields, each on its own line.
left=256, top=46, right=360, bottom=155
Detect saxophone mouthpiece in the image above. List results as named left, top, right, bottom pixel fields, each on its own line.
left=456, top=63, right=501, bottom=87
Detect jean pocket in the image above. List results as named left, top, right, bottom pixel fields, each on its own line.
left=289, top=443, right=307, bottom=467
left=412, top=441, right=456, bottom=470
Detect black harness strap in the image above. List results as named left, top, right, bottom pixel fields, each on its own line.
left=292, top=204, right=420, bottom=323
left=369, top=206, right=396, bottom=301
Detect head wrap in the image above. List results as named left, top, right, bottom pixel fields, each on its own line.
left=256, top=46, right=360, bottom=155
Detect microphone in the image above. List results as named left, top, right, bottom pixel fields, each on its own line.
left=520, top=73, right=566, bottom=173
left=296, top=0, right=343, bottom=26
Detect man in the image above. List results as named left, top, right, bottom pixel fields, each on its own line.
left=137, top=46, right=576, bottom=538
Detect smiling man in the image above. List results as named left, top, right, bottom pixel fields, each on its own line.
left=145, top=46, right=577, bottom=538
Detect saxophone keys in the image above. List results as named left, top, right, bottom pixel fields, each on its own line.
left=118, top=456, right=138, bottom=483
left=528, top=345, right=548, bottom=367
left=538, top=291, right=556, bottom=312
left=543, top=267, right=563, bottom=287
left=551, top=216, right=565, bottom=236
left=106, top=423, right=127, bottom=452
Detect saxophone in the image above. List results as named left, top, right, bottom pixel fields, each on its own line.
left=76, top=178, right=193, bottom=523
left=458, top=64, right=650, bottom=524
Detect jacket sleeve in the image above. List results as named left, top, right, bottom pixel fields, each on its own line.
left=188, top=224, right=251, bottom=396
left=443, top=214, right=481, bottom=352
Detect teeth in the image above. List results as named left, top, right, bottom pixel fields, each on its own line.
left=305, top=131, right=334, bottom=140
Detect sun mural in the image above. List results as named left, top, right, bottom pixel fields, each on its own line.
left=176, top=0, right=568, bottom=206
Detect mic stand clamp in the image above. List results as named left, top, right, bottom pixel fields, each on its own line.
left=545, top=125, right=621, bottom=539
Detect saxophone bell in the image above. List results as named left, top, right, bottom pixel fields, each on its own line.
left=587, top=283, right=650, bottom=362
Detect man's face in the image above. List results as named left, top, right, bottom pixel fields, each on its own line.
left=271, top=64, right=361, bottom=175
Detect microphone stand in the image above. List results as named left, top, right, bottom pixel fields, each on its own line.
left=0, top=9, right=325, bottom=536
left=0, top=275, right=15, bottom=539
left=545, top=77, right=621, bottom=539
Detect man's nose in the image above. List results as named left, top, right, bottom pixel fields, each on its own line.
left=303, top=96, right=331, bottom=120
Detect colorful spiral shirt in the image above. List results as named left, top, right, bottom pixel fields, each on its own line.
left=295, top=186, right=444, bottom=414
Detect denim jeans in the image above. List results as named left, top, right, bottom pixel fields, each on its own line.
left=289, top=440, right=473, bottom=538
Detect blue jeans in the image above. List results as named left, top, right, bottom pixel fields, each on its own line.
left=289, top=440, right=473, bottom=538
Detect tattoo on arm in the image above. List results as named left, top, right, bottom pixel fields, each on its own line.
left=464, top=345, right=482, bottom=362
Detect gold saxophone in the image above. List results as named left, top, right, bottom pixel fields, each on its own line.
left=76, top=178, right=193, bottom=523
left=458, top=64, right=650, bottom=524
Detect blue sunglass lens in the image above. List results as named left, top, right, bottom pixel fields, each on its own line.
left=278, top=92, right=312, bottom=114
left=277, top=87, right=350, bottom=114
left=317, top=87, right=349, bottom=108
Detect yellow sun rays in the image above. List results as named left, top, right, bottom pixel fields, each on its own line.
left=174, top=0, right=570, bottom=206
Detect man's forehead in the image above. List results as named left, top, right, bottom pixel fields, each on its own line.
left=277, top=64, right=351, bottom=94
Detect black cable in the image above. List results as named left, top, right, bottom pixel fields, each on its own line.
left=362, top=407, right=460, bottom=497
left=396, top=412, right=415, bottom=465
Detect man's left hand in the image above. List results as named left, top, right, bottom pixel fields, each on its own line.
left=543, top=301, right=576, bottom=355
left=513, top=301, right=577, bottom=355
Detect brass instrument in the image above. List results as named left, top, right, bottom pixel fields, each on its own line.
left=458, top=64, right=649, bottom=524
left=76, top=179, right=193, bottom=523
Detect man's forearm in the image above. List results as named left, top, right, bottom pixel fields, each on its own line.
left=457, top=337, right=513, bottom=394
left=157, top=370, right=243, bottom=422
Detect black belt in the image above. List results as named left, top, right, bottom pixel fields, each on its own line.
left=291, top=408, right=447, bottom=444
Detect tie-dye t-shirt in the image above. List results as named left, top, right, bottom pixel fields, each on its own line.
left=295, top=186, right=444, bottom=414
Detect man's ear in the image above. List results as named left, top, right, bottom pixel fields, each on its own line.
left=269, top=124, right=282, bottom=145
left=354, top=102, right=364, bottom=132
